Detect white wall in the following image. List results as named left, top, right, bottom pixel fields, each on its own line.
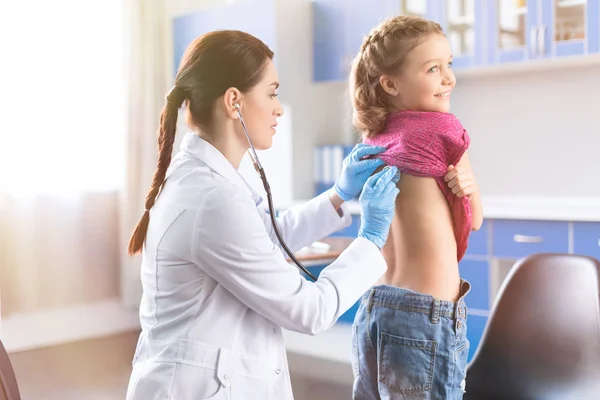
left=166, top=0, right=600, bottom=201
left=452, top=65, right=600, bottom=198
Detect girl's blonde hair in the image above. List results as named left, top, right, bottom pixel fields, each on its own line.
left=349, top=15, right=444, bottom=138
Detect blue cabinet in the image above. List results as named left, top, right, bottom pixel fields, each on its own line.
left=492, top=219, right=570, bottom=259
left=172, top=0, right=277, bottom=75
left=466, top=314, right=488, bottom=362
left=312, top=0, right=346, bottom=81
left=312, top=0, right=437, bottom=81
left=436, top=0, right=487, bottom=68
left=573, top=221, right=600, bottom=260
left=539, top=0, right=600, bottom=57
left=312, top=0, right=600, bottom=81
left=486, top=0, right=600, bottom=64
left=465, top=219, right=490, bottom=255
left=486, top=0, right=539, bottom=63
left=459, top=260, right=490, bottom=310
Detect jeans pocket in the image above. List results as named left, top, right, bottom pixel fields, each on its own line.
left=351, top=324, right=361, bottom=378
left=377, top=332, right=437, bottom=396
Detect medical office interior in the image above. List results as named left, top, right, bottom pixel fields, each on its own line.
left=1, top=0, right=599, bottom=399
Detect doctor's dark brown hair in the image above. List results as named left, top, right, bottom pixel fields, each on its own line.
left=128, top=30, right=274, bottom=255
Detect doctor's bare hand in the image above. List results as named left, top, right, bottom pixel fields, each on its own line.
left=358, top=166, right=400, bottom=249
left=333, top=144, right=386, bottom=201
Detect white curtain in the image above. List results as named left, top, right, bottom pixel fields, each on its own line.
left=0, top=1, right=126, bottom=320
left=119, top=0, right=170, bottom=309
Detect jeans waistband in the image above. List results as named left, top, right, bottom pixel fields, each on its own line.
left=367, top=279, right=471, bottom=321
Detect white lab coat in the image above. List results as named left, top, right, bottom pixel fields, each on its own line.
left=126, top=133, right=387, bottom=400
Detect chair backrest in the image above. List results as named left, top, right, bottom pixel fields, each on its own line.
left=465, top=253, right=600, bottom=400
left=0, top=339, right=20, bottom=400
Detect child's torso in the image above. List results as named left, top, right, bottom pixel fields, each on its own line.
left=379, top=174, right=462, bottom=302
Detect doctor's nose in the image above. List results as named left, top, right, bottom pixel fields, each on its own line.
left=274, top=101, right=284, bottom=117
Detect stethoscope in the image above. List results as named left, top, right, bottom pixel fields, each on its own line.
left=234, top=103, right=318, bottom=281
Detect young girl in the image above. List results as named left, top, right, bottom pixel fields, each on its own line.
left=349, top=16, right=484, bottom=399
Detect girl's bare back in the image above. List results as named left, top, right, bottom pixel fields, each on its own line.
left=379, top=174, right=462, bottom=301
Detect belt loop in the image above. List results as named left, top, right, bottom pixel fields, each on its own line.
left=430, top=299, right=440, bottom=324
left=366, top=287, right=376, bottom=313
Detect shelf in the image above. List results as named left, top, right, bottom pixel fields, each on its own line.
left=509, top=6, right=528, bottom=16
left=448, top=14, right=475, bottom=28
left=557, top=0, right=586, bottom=8
left=454, top=53, right=600, bottom=79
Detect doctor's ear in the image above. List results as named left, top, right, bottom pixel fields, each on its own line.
left=224, top=88, right=242, bottom=119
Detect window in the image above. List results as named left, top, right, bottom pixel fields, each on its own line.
left=0, top=1, right=125, bottom=195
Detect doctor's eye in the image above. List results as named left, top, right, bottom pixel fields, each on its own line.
left=270, top=93, right=279, bottom=99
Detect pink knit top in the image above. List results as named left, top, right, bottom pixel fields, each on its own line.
left=363, top=111, right=472, bottom=261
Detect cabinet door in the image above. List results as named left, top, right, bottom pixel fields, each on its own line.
left=173, top=8, right=223, bottom=74
left=173, top=1, right=276, bottom=75
left=346, top=0, right=399, bottom=72
left=466, top=314, right=488, bottom=362
left=539, top=0, right=600, bottom=58
left=459, top=260, right=490, bottom=310
left=221, top=0, right=277, bottom=49
left=589, top=0, right=600, bottom=52
left=486, top=0, right=539, bottom=63
left=573, top=222, right=600, bottom=260
left=436, top=0, right=486, bottom=68
left=312, top=0, right=346, bottom=82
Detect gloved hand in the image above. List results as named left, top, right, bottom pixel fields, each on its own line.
left=332, top=144, right=387, bottom=201
left=358, top=166, right=401, bottom=249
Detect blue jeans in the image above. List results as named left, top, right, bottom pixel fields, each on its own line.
left=351, top=280, right=471, bottom=400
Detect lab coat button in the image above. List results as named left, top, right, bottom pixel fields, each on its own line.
left=275, top=369, right=281, bottom=375
left=220, top=373, right=231, bottom=387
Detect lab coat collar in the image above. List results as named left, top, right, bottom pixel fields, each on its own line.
left=180, top=133, right=264, bottom=205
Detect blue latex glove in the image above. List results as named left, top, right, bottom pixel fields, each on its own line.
left=358, top=166, right=401, bottom=249
left=333, top=144, right=387, bottom=201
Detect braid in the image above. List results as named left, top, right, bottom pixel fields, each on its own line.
left=127, top=90, right=184, bottom=256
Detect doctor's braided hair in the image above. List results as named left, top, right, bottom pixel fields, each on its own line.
left=349, top=15, right=443, bottom=138
left=128, top=30, right=274, bottom=255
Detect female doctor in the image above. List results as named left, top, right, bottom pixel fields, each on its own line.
left=125, top=30, right=400, bottom=400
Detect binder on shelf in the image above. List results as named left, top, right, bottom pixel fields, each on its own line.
left=313, top=144, right=356, bottom=197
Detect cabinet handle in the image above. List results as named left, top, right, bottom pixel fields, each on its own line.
left=529, top=27, right=538, bottom=57
left=513, top=234, right=544, bottom=244
left=538, top=25, right=546, bottom=56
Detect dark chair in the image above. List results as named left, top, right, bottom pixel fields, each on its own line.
left=465, top=253, right=600, bottom=400
left=0, top=339, right=20, bottom=400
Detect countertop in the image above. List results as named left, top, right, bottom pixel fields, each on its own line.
left=277, top=196, right=600, bottom=222
left=288, top=237, right=353, bottom=267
